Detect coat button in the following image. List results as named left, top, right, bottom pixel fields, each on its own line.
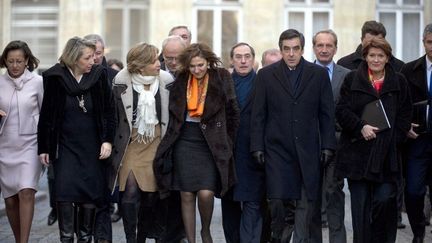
left=201, top=124, right=207, bottom=130
left=216, top=122, right=222, bottom=127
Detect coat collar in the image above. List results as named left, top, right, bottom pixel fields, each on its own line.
left=272, top=58, right=314, bottom=98
left=351, top=61, right=400, bottom=98
left=169, top=68, right=226, bottom=123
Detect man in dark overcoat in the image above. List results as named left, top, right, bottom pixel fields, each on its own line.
left=401, top=23, right=432, bottom=243
left=250, top=29, right=336, bottom=243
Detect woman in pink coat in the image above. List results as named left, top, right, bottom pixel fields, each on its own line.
left=0, top=40, right=43, bottom=243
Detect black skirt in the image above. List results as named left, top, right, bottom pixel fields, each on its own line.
left=172, top=122, right=220, bottom=192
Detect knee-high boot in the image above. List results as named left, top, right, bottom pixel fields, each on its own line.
left=57, top=202, right=75, bottom=243
left=77, top=206, right=96, bottom=243
left=121, top=203, right=138, bottom=243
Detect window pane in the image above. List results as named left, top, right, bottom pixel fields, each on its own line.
left=289, top=0, right=305, bottom=3
left=312, top=0, right=330, bottom=3
left=105, top=9, right=122, bottom=60
left=378, top=12, right=396, bottom=52
left=197, top=10, right=214, bottom=49
left=221, top=10, right=238, bottom=68
left=312, top=12, right=329, bottom=35
left=288, top=12, right=305, bottom=33
left=378, top=0, right=396, bottom=3
left=403, top=0, right=420, bottom=4
left=129, top=9, right=149, bottom=48
left=11, top=0, right=58, bottom=69
left=403, top=13, right=420, bottom=62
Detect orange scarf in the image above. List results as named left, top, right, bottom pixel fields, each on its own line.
left=368, top=68, right=385, bottom=93
left=187, top=73, right=209, bottom=117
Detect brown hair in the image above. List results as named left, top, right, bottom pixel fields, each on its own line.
left=0, top=40, right=39, bottom=71
left=177, top=42, right=222, bottom=73
left=361, top=37, right=392, bottom=59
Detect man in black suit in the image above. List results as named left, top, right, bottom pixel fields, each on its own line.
left=250, top=29, right=336, bottom=243
left=400, top=23, right=432, bottom=243
left=337, top=20, right=404, bottom=72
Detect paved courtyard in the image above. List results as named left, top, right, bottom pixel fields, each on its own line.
left=1, top=178, right=432, bottom=242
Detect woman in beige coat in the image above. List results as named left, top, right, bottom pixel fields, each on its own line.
left=111, top=43, right=173, bottom=243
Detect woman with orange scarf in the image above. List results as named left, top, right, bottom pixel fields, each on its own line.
left=154, top=43, right=240, bottom=243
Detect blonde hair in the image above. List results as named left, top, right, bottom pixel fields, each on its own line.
left=59, top=37, right=96, bottom=68
left=126, top=42, right=159, bottom=74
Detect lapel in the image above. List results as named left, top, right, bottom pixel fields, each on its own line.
left=351, top=62, right=379, bottom=99
left=411, top=56, right=428, bottom=92
left=379, top=65, right=400, bottom=96
left=169, top=73, right=188, bottom=123
left=273, top=60, right=295, bottom=97
left=200, top=69, right=225, bottom=122
left=294, top=59, right=314, bottom=98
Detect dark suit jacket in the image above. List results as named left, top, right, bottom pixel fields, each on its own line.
left=250, top=58, right=336, bottom=200
left=400, top=55, right=430, bottom=133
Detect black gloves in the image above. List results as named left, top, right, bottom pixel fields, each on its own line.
left=252, top=151, right=265, bottom=166
left=321, top=149, right=335, bottom=167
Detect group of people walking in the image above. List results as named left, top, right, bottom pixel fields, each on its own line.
left=0, top=20, right=432, bottom=243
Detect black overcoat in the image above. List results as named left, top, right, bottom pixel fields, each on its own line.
left=153, top=68, right=240, bottom=197
left=400, top=55, right=430, bottom=133
left=335, top=62, right=412, bottom=182
left=37, top=64, right=116, bottom=159
left=232, top=74, right=265, bottom=202
left=250, top=58, right=336, bottom=200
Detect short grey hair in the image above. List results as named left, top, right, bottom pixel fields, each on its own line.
left=312, top=29, right=338, bottom=47
left=162, top=35, right=187, bottom=52
left=423, top=23, right=432, bottom=40
left=83, top=34, right=105, bottom=48
left=59, top=36, right=96, bottom=68
left=168, top=25, right=192, bottom=39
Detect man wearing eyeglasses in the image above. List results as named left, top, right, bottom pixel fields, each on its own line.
left=250, top=29, right=336, bottom=243
left=161, top=35, right=187, bottom=78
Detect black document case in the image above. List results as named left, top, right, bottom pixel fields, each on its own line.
left=361, top=99, right=391, bottom=131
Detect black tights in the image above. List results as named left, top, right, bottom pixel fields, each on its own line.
left=122, top=172, right=140, bottom=205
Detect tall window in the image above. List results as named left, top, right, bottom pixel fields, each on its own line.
left=193, top=0, right=242, bottom=67
left=104, top=0, right=149, bottom=62
left=11, top=0, right=59, bottom=70
left=377, top=0, right=423, bottom=62
left=284, top=0, right=333, bottom=61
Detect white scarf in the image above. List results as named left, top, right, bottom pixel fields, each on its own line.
left=131, top=74, right=159, bottom=143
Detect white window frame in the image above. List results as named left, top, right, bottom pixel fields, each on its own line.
left=11, top=4, right=59, bottom=70
left=192, top=0, right=243, bottom=59
left=103, top=0, right=149, bottom=61
left=284, top=0, right=333, bottom=61
left=377, top=0, right=423, bottom=61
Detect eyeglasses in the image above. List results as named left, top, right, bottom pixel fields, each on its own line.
left=6, top=59, right=26, bottom=66
left=164, top=56, right=178, bottom=63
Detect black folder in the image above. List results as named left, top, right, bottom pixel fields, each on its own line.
left=361, top=99, right=391, bottom=131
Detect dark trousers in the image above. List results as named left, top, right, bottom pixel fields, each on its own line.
left=240, top=201, right=263, bottom=243
left=94, top=197, right=112, bottom=241
left=348, top=179, right=397, bottom=243
left=315, top=158, right=347, bottom=243
left=405, top=135, right=432, bottom=237
left=221, top=195, right=241, bottom=243
left=48, top=166, right=56, bottom=208
left=269, top=187, right=320, bottom=243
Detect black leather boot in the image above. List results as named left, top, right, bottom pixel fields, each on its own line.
left=121, top=203, right=138, bottom=243
left=57, top=202, right=75, bottom=243
left=77, top=206, right=96, bottom=243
